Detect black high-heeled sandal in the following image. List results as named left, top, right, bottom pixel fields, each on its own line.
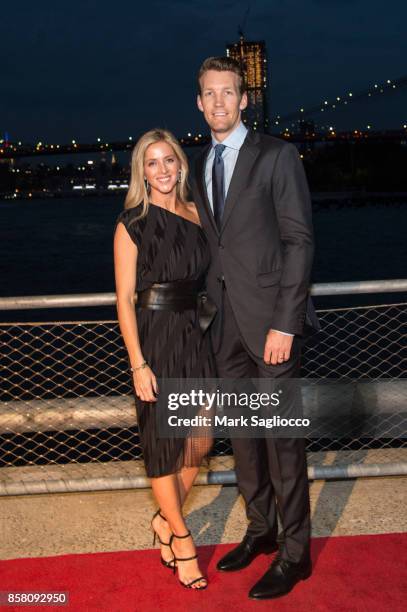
left=169, top=531, right=208, bottom=590
left=150, top=509, right=176, bottom=570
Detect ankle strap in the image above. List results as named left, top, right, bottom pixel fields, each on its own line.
left=174, top=553, right=198, bottom=562
left=172, top=530, right=192, bottom=540
left=152, top=508, right=167, bottom=522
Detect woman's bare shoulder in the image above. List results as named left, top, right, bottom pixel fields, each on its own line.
left=183, top=201, right=201, bottom=225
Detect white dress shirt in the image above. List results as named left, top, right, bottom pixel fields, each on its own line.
left=204, top=121, right=248, bottom=211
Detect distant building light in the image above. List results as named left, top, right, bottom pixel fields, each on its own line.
left=73, top=185, right=84, bottom=190
left=72, top=140, right=76, bottom=144
left=87, top=160, right=94, bottom=165
left=97, top=137, right=101, bottom=142
left=120, top=183, right=129, bottom=188
left=129, top=136, right=133, bottom=140
left=187, top=132, right=192, bottom=137
left=348, top=92, right=352, bottom=96
left=85, top=184, right=96, bottom=189
left=108, top=185, right=118, bottom=190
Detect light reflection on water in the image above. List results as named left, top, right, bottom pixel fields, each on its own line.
left=1, top=196, right=406, bottom=299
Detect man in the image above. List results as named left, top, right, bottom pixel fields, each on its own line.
left=192, top=56, right=317, bottom=600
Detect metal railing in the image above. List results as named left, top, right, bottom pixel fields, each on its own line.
left=1, top=280, right=406, bottom=496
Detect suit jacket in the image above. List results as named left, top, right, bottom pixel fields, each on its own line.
left=192, top=128, right=319, bottom=357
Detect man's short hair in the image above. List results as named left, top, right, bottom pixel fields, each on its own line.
left=197, top=56, right=246, bottom=96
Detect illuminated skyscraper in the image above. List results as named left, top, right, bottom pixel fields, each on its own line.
left=226, top=34, right=268, bottom=132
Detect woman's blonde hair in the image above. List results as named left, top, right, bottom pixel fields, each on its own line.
left=124, top=128, right=189, bottom=217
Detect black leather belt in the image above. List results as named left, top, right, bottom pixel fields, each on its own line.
left=136, top=280, right=217, bottom=334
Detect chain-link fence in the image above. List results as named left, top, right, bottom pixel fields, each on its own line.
left=1, top=281, right=406, bottom=495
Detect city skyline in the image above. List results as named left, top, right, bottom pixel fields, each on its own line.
left=1, top=0, right=407, bottom=142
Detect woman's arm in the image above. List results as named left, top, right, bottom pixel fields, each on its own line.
left=114, top=222, right=157, bottom=402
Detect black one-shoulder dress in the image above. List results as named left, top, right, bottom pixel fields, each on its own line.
left=115, top=203, right=215, bottom=477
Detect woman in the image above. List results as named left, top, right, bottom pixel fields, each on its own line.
left=113, top=128, right=214, bottom=590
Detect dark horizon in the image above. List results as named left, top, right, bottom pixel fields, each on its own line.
left=1, top=0, right=407, bottom=143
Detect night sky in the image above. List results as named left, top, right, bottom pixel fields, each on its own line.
left=2, top=0, right=406, bottom=142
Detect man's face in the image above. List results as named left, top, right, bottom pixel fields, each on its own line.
left=197, top=70, right=247, bottom=140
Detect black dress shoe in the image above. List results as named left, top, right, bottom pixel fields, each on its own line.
left=248, top=553, right=312, bottom=600
left=216, top=534, right=278, bottom=572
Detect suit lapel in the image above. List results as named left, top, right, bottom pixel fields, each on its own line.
left=195, top=143, right=219, bottom=236
left=220, top=130, right=261, bottom=232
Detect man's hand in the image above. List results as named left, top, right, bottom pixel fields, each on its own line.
left=263, top=330, right=294, bottom=365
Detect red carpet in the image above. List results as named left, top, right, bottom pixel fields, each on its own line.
left=1, top=533, right=406, bottom=611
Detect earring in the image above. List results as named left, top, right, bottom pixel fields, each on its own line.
left=178, top=170, right=182, bottom=183
left=144, top=177, right=150, bottom=191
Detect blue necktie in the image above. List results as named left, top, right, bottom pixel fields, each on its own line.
left=212, top=144, right=226, bottom=230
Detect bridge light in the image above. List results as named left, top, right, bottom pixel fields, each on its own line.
left=348, top=92, right=352, bottom=96
left=72, top=140, right=76, bottom=144
left=187, top=132, right=191, bottom=137
left=324, top=101, right=328, bottom=105
left=97, top=137, right=101, bottom=142
left=367, top=125, right=371, bottom=129
left=374, top=84, right=378, bottom=88
left=387, top=79, right=391, bottom=83
left=129, top=136, right=133, bottom=140
left=300, top=108, right=304, bottom=112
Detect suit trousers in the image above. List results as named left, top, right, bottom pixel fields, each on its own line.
left=214, top=287, right=311, bottom=563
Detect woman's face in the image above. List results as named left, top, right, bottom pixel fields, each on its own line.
left=144, top=141, right=180, bottom=195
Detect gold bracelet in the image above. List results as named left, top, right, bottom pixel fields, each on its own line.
left=130, top=361, right=147, bottom=373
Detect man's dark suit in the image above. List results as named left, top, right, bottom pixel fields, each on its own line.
left=193, top=128, right=315, bottom=563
